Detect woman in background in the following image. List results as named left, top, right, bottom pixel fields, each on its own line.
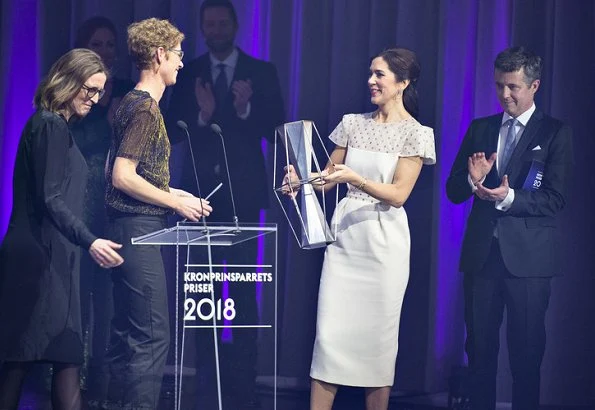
left=71, top=16, right=134, bottom=406
left=0, top=48, right=123, bottom=410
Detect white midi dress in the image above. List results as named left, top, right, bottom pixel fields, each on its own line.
left=310, top=112, right=435, bottom=387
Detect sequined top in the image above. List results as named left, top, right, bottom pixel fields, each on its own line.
left=105, top=89, right=171, bottom=216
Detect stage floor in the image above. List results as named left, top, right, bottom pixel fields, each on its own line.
left=17, top=386, right=593, bottom=410
left=13, top=368, right=593, bottom=410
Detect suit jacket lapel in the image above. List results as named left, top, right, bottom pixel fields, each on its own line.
left=485, top=114, right=503, bottom=186
left=504, top=109, right=544, bottom=177
left=487, top=114, right=501, bottom=154
left=219, top=49, right=252, bottom=116
left=195, top=54, right=212, bottom=83
left=200, top=52, right=231, bottom=111
left=232, top=49, right=250, bottom=83
left=222, top=49, right=250, bottom=106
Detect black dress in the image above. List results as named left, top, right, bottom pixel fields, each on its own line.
left=0, top=110, right=97, bottom=364
left=71, top=78, right=135, bottom=239
left=70, top=77, right=134, bottom=374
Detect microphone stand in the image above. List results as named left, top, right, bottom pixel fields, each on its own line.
left=210, top=123, right=240, bottom=233
left=176, top=120, right=209, bottom=232
left=175, top=120, right=223, bottom=410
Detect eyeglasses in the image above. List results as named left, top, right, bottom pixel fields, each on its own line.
left=81, top=84, right=106, bottom=100
left=168, top=48, right=184, bottom=60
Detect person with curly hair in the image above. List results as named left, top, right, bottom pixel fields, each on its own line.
left=103, top=18, right=212, bottom=409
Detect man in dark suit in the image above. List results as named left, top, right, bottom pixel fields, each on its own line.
left=446, top=46, right=573, bottom=410
left=167, top=1, right=284, bottom=408
left=168, top=0, right=284, bottom=223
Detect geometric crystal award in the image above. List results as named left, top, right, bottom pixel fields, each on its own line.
left=272, top=120, right=337, bottom=249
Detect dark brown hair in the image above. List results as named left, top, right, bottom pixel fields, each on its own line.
left=74, top=16, right=117, bottom=48
left=494, top=46, right=542, bottom=85
left=34, top=48, right=108, bottom=113
left=200, top=0, right=238, bottom=29
left=375, top=48, right=421, bottom=118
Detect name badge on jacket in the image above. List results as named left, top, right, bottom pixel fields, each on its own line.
left=522, top=160, right=545, bottom=191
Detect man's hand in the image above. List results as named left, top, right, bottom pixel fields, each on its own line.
left=468, top=152, right=497, bottom=185
left=475, top=175, right=509, bottom=202
left=195, top=77, right=216, bottom=123
left=232, top=79, right=253, bottom=116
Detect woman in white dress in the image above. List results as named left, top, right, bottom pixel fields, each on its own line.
left=288, top=48, right=436, bottom=410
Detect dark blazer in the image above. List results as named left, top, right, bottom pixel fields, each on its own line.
left=168, top=49, right=285, bottom=222
left=446, top=109, right=573, bottom=277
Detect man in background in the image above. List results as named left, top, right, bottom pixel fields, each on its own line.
left=169, top=0, right=284, bottom=222
left=168, top=1, right=284, bottom=408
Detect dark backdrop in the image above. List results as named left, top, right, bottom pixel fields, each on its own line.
left=1, top=0, right=593, bottom=405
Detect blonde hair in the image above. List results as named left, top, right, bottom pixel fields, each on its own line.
left=127, top=18, right=185, bottom=70
left=34, top=48, right=108, bottom=113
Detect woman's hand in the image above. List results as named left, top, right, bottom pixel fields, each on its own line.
left=282, top=165, right=334, bottom=197
left=89, top=239, right=124, bottom=269
left=281, top=165, right=301, bottom=198
left=322, top=164, right=361, bottom=186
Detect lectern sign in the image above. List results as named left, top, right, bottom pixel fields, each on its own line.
left=182, top=268, right=273, bottom=326
left=131, top=222, right=278, bottom=410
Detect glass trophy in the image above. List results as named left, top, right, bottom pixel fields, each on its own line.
left=272, top=120, right=337, bottom=249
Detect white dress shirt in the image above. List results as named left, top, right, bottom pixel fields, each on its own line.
left=209, top=48, right=239, bottom=88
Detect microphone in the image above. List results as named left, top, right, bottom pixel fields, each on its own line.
left=210, top=123, right=222, bottom=134
left=210, top=123, right=240, bottom=233
left=176, top=120, right=208, bottom=229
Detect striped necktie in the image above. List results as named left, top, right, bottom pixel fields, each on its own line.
left=499, top=118, right=518, bottom=177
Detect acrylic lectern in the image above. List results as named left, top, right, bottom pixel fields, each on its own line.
left=132, top=221, right=278, bottom=410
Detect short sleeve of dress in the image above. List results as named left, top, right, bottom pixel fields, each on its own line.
left=328, top=115, right=351, bottom=147
left=117, top=101, right=160, bottom=162
left=401, top=125, right=436, bottom=165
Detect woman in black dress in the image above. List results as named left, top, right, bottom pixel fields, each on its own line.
left=0, top=48, right=124, bottom=410
left=70, top=17, right=134, bottom=403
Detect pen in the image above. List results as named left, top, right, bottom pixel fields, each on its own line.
left=205, top=182, right=223, bottom=200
